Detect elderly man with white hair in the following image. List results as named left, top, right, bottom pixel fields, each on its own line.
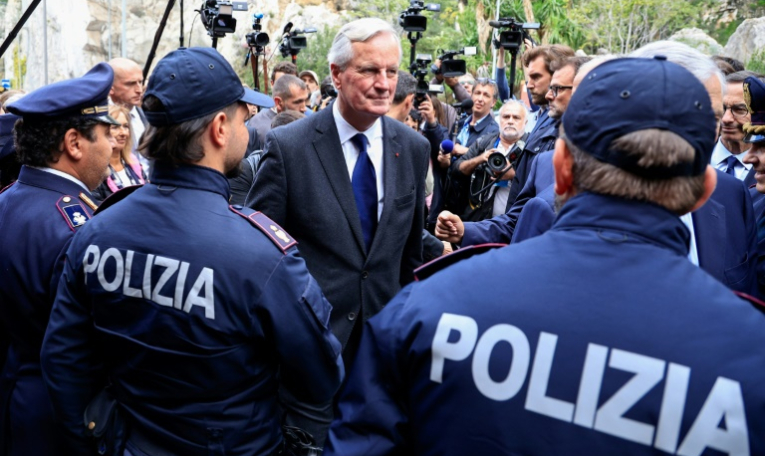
left=247, top=18, right=430, bottom=444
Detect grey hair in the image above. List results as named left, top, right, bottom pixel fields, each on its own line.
left=499, top=99, right=527, bottom=119
left=629, top=41, right=726, bottom=96
left=328, top=18, right=402, bottom=73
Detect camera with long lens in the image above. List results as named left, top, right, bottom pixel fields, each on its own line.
left=399, top=0, right=441, bottom=32
left=431, top=47, right=477, bottom=78
left=246, top=13, right=269, bottom=48
left=199, top=0, right=247, bottom=38
left=481, top=146, right=521, bottom=175
left=489, top=17, right=540, bottom=50
left=278, top=22, right=317, bottom=58
left=411, top=54, right=443, bottom=109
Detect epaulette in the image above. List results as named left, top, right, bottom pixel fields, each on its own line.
left=414, top=243, right=506, bottom=281
left=734, top=291, right=765, bottom=313
left=94, top=185, right=143, bottom=215
left=229, top=205, right=297, bottom=254
left=56, top=195, right=91, bottom=232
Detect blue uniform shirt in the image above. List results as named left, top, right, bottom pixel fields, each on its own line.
left=0, top=166, right=96, bottom=456
left=41, top=163, right=343, bottom=456
left=327, top=192, right=765, bottom=456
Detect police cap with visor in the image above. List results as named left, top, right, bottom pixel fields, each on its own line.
left=743, top=75, right=765, bottom=145
left=6, top=63, right=120, bottom=126
left=143, top=47, right=274, bottom=127
left=562, top=56, right=717, bottom=179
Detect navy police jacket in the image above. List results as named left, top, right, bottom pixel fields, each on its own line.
left=41, top=163, right=344, bottom=456
left=0, top=166, right=96, bottom=456
left=326, top=192, right=765, bottom=456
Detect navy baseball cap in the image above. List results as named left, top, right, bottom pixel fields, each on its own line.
left=562, top=57, right=717, bottom=179
left=0, top=114, right=19, bottom=160
left=143, top=47, right=274, bottom=127
left=6, top=63, right=120, bottom=126
left=743, top=76, right=765, bottom=145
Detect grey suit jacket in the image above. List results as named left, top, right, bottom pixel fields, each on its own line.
left=247, top=107, right=429, bottom=349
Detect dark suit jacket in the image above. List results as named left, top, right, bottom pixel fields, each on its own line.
left=247, top=107, right=429, bottom=350
left=512, top=185, right=556, bottom=244
left=691, top=171, right=757, bottom=295
left=463, top=149, right=555, bottom=246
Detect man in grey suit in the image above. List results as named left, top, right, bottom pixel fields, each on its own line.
left=248, top=18, right=429, bottom=368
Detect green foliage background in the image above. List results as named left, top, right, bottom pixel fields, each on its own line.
left=244, top=0, right=760, bottom=92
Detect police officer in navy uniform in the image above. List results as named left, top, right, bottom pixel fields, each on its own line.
left=0, top=63, right=119, bottom=456
left=40, top=47, right=344, bottom=456
left=325, top=58, right=765, bottom=456
left=741, top=75, right=765, bottom=298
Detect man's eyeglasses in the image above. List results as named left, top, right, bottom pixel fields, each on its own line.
left=548, top=85, right=573, bottom=98
left=723, top=104, right=749, bottom=120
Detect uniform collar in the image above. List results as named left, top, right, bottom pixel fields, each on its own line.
left=149, top=162, right=230, bottom=199
left=553, top=192, right=690, bottom=256
left=17, top=165, right=94, bottom=196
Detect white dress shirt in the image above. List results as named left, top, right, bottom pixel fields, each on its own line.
left=678, top=212, right=699, bottom=267
left=332, top=102, right=385, bottom=221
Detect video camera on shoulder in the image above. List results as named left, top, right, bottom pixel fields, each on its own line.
left=489, top=17, right=539, bottom=50
left=199, top=0, right=247, bottom=38
left=431, top=47, right=477, bottom=78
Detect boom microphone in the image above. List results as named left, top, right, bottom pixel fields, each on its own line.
left=452, top=99, right=473, bottom=110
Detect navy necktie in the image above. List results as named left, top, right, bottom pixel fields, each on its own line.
left=351, top=133, right=377, bottom=252
left=725, top=155, right=738, bottom=176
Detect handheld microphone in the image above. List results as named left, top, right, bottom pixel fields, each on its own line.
left=440, top=139, right=454, bottom=155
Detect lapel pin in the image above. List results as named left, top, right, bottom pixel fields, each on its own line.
left=395, top=153, right=399, bottom=158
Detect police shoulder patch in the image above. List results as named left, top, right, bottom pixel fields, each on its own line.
left=414, top=243, right=506, bottom=281
left=229, top=205, right=297, bottom=254
left=56, top=196, right=90, bottom=231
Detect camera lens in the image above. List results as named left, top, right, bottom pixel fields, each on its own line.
left=486, top=152, right=507, bottom=174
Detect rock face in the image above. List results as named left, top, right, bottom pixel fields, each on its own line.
left=669, top=28, right=723, bottom=55
left=2, top=0, right=344, bottom=91
left=724, top=17, right=765, bottom=65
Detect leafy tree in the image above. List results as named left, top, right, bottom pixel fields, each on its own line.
left=571, top=0, right=699, bottom=54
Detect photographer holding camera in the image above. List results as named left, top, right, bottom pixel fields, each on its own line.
left=449, top=100, right=527, bottom=220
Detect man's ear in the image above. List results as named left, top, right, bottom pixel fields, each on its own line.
left=689, top=165, right=718, bottom=212
left=273, top=96, right=284, bottom=112
left=61, top=128, right=84, bottom=162
left=330, top=64, right=342, bottom=92
left=208, top=111, right=230, bottom=149
left=553, top=138, right=574, bottom=196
